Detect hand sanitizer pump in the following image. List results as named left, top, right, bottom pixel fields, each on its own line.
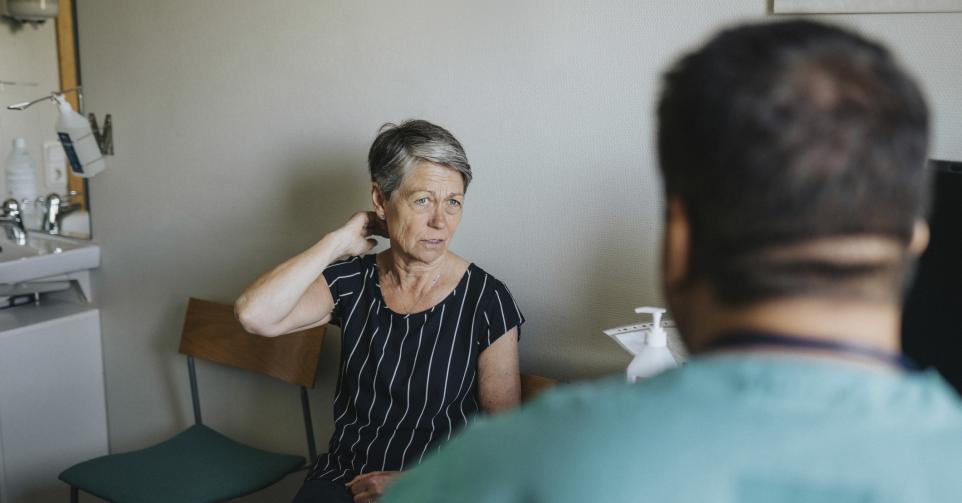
left=626, top=307, right=678, bottom=382
left=54, top=94, right=106, bottom=178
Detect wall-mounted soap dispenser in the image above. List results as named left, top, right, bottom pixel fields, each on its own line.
left=1, top=0, right=59, bottom=22
left=6, top=87, right=112, bottom=178
left=53, top=93, right=106, bottom=177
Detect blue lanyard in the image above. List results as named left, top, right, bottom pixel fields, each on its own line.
left=704, top=331, right=917, bottom=371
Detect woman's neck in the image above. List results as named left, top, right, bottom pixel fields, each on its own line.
left=380, top=250, right=448, bottom=290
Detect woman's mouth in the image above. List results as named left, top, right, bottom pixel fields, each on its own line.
left=421, top=239, right=445, bottom=247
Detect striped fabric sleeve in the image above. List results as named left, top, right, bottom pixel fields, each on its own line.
left=321, top=256, right=364, bottom=327
left=479, top=279, right=525, bottom=352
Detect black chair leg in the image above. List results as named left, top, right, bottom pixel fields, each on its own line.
left=70, top=486, right=78, bottom=503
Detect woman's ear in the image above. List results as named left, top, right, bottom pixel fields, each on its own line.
left=372, top=184, right=387, bottom=220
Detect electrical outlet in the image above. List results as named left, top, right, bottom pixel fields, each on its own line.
left=43, top=140, right=67, bottom=192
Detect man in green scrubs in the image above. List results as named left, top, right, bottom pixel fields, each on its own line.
left=383, top=19, right=962, bottom=503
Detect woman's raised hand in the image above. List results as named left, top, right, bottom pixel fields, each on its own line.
left=235, top=211, right=388, bottom=337
left=333, top=211, right=388, bottom=258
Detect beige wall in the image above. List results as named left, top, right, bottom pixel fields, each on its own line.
left=74, top=1, right=962, bottom=499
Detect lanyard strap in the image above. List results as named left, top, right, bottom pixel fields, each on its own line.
left=704, top=331, right=917, bottom=371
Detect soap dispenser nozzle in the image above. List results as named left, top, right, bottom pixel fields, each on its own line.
left=6, top=87, right=82, bottom=112
left=634, top=306, right=667, bottom=347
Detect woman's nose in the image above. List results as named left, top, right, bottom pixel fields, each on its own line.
left=428, top=205, right=446, bottom=229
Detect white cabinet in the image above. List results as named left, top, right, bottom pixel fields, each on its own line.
left=0, top=299, right=108, bottom=503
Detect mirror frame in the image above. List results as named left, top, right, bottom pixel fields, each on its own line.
left=55, top=0, right=89, bottom=220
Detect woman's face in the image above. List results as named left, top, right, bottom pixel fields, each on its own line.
left=375, top=162, right=465, bottom=264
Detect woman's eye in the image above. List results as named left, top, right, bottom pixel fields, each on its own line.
left=447, top=199, right=462, bottom=208
left=414, top=197, right=429, bottom=206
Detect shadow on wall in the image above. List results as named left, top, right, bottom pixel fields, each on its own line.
left=145, top=154, right=369, bottom=451
left=1, top=16, right=38, bottom=34
left=284, top=158, right=374, bottom=243
left=533, top=210, right=662, bottom=381
left=155, top=299, right=194, bottom=437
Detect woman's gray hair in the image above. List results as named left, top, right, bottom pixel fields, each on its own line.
left=368, top=120, right=472, bottom=200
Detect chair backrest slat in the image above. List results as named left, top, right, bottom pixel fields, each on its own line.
left=520, top=373, right=559, bottom=402
left=178, top=298, right=325, bottom=388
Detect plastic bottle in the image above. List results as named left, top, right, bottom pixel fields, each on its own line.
left=5, top=137, right=39, bottom=213
left=626, top=307, right=678, bottom=382
left=54, top=94, right=106, bottom=178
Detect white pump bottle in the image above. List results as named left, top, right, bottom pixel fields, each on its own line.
left=54, top=94, right=106, bottom=178
left=626, top=307, right=678, bottom=382
left=5, top=137, right=38, bottom=204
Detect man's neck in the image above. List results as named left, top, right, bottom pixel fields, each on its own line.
left=688, top=296, right=902, bottom=356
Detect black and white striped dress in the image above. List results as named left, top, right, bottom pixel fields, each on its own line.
left=307, top=254, right=525, bottom=482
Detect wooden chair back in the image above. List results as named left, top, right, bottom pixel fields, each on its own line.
left=520, top=373, right=559, bottom=402
left=178, top=298, right=325, bottom=388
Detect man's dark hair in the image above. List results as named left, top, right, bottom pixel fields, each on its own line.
left=657, top=20, right=930, bottom=305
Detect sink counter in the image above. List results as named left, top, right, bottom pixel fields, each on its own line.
left=0, top=296, right=107, bottom=503
left=0, top=235, right=105, bottom=503
left=0, top=234, right=100, bottom=286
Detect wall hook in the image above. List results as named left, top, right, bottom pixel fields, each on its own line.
left=88, top=113, right=113, bottom=155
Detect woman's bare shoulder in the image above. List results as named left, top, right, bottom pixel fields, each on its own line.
left=446, top=251, right=471, bottom=276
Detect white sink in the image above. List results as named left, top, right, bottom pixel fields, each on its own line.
left=0, top=233, right=100, bottom=285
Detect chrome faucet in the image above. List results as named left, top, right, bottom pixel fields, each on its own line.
left=39, top=192, right=82, bottom=236
left=1, top=199, right=28, bottom=245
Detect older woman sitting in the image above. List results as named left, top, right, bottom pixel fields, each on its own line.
left=235, top=120, right=524, bottom=503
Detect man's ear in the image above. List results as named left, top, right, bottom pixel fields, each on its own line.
left=663, top=197, right=691, bottom=289
left=909, top=219, right=930, bottom=257
left=372, top=184, right=387, bottom=219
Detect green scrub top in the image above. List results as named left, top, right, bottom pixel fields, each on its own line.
left=384, top=354, right=962, bottom=503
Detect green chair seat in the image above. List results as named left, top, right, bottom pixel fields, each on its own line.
left=59, top=424, right=305, bottom=503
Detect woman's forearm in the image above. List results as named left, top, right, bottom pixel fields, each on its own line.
left=235, top=231, right=349, bottom=336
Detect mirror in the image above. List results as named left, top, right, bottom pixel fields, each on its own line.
left=0, top=0, right=91, bottom=239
